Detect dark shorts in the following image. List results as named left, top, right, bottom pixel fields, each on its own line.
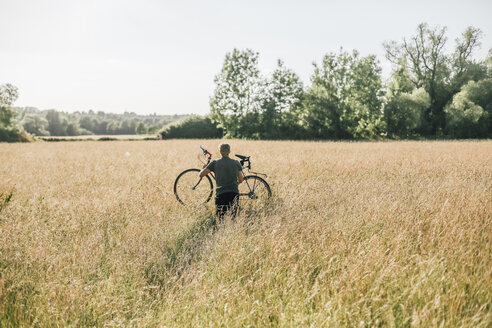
left=215, top=192, right=239, bottom=218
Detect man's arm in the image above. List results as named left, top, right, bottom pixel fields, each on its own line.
left=199, top=168, right=211, bottom=178
left=200, top=160, right=215, bottom=178
left=238, top=170, right=244, bottom=183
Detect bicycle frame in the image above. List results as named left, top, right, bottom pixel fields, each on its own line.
left=196, top=146, right=268, bottom=197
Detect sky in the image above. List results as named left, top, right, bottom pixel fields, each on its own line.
left=1, top=0, right=491, bottom=115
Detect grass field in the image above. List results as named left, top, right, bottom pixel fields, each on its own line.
left=0, top=140, right=491, bottom=327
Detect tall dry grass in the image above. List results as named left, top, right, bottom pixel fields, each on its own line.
left=0, top=140, right=490, bottom=327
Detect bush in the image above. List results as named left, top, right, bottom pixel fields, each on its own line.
left=159, top=116, right=222, bottom=139
left=0, top=127, right=33, bottom=142
left=445, top=79, right=492, bottom=138
left=384, top=88, right=430, bottom=138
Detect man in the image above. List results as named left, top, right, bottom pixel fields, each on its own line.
left=200, top=143, right=244, bottom=218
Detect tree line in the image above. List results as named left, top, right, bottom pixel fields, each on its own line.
left=16, top=107, right=187, bottom=137
left=209, top=23, right=491, bottom=140
left=0, top=94, right=188, bottom=141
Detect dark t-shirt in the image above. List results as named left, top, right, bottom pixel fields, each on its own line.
left=206, top=157, right=242, bottom=196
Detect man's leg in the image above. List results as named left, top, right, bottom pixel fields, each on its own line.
left=215, top=192, right=239, bottom=219
left=230, top=193, right=239, bottom=217
left=215, top=193, right=228, bottom=220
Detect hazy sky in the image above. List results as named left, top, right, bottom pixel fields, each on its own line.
left=1, top=0, right=491, bottom=115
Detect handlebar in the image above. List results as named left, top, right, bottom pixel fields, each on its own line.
left=200, top=145, right=212, bottom=157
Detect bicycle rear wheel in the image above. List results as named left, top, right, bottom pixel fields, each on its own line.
left=238, top=175, right=271, bottom=210
left=174, top=168, right=213, bottom=206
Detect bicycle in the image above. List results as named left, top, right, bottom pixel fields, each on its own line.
left=174, top=146, right=271, bottom=208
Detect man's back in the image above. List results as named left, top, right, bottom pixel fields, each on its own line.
left=199, top=143, right=244, bottom=218
left=207, top=157, right=242, bottom=196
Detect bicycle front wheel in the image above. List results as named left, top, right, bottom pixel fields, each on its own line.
left=238, top=175, right=272, bottom=209
left=174, top=168, right=213, bottom=206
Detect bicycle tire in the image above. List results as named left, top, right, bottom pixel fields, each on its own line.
left=174, top=168, right=214, bottom=206
left=239, top=175, right=272, bottom=202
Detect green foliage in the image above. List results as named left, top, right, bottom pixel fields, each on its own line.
left=0, top=128, right=33, bottom=142
left=159, top=116, right=222, bottom=139
left=135, top=122, right=147, bottom=134
left=0, top=107, right=16, bottom=130
left=387, top=58, right=414, bottom=97
left=444, top=79, right=492, bottom=138
left=385, top=88, right=430, bottom=138
left=14, top=107, right=187, bottom=137
left=384, top=24, right=486, bottom=136
left=19, top=114, right=50, bottom=136
left=210, top=49, right=264, bottom=138
left=301, top=50, right=384, bottom=139
left=45, top=110, right=67, bottom=136
left=206, top=26, right=489, bottom=141
left=0, top=128, right=19, bottom=142
left=259, top=60, right=304, bottom=139
left=43, top=109, right=88, bottom=136
left=0, top=84, right=19, bottom=128
left=486, top=49, right=492, bottom=77
left=210, top=36, right=490, bottom=141
left=0, top=84, right=32, bottom=142
left=211, top=49, right=386, bottom=140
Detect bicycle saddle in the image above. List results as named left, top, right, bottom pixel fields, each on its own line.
left=235, top=154, right=249, bottom=161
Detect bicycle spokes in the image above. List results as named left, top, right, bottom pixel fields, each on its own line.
left=239, top=176, right=271, bottom=202
left=192, top=178, right=202, bottom=190
left=174, top=169, right=213, bottom=206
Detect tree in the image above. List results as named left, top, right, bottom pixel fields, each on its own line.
left=451, top=27, right=486, bottom=87
left=301, top=50, right=384, bottom=139
left=45, top=109, right=68, bottom=136
left=260, top=59, right=304, bottom=139
left=386, top=57, right=415, bottom=96
left=94, top=120, right=109, bottom=134
left=384, top=88, right=430, bottom=138
left=107, top=121, right=118, bottom=134
left=135, top=122, right=147, bottom=134
left=383, top=60, right=430, bottom=138
left=66, top=120, right=80, bottom=136
left=345, top=52, right=385, bottom=139
left=210, top=49, right=264, bottom=138
left=79, top=116, right=95, bottom=132
left=0, top=84, right=28, bottom=142
left=384, top=23, right=485, bottom=135
left=445, top=79, right=492, bottom=138
left=0, top=84, right=19, bottom=128
left=20, top=114, right=50, bottom=136
left=486, top=49, right=492, bottom=77
left=147, top=125, right=159, bottom=135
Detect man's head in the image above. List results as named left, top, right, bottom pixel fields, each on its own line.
left=219, top=143, right=230, bottom=157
